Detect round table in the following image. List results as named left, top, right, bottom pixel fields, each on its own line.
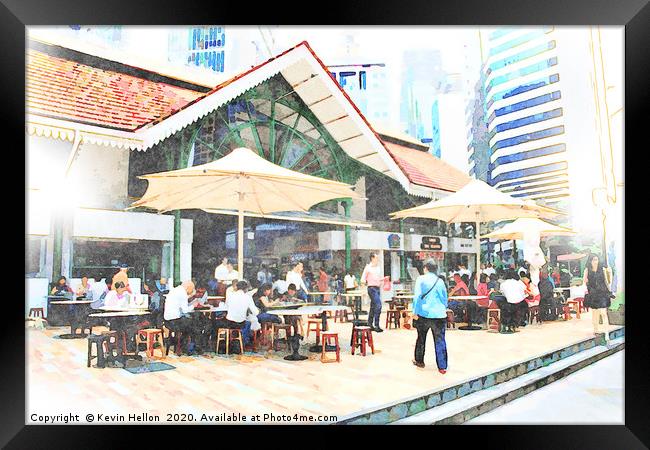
left=449, top=296, right=489, bottom=331
left=49, top=300, right=93, bottom=339
left=88, top=310, right=152, bottom=357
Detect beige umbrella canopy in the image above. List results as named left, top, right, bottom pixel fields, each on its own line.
left=483, top=218, right=576, bottom=240
left=131, top=147, right=362, bottom=274
left=390, top=179, right=562, bottom=278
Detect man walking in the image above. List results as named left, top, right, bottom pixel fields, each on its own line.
left=412, top=262, right=449, bottom=374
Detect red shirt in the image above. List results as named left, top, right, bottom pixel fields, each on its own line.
left=476, top=283, right=490, bottom=307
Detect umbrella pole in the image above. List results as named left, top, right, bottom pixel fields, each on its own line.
left=238, top=207, right=244, bottom=277
left=475, top=212, right=481, bottom=287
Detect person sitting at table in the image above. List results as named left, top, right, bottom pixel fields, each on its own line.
left=50, top=276, right=73, bottom=296
left=447, top=274, right=469, bottom=321
left=163, top=281, right=201, bottom=353
left=110, top=264, right=132, bottom=294
left=214, top=280, right=260, bottom=351
left=499, top=270, right=528, bottom=332
left=344, top=271, right=358, bottom=293
left=287, top=262, right=310, bottom=301
left=520, top=271, right=540, bottom=307
left=272, top=272, right=289, bottom=299
left=278, top=284, right=298, bottom=302
left=224, top=263, right=240, bottom=284
left=104, top=281, right=131, bottom=309
left=487, top=273, right=499, bottom=292
left=75, top=276, right=91, bottom=297
left=88, top=278, right=109, bottom=311
left=538, top=266, right=558, bottom=321
left=225, top=279, right=238, bottom=301
left=252, top=283, right=282, bottom=324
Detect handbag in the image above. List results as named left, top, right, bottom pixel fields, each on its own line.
left=413, top=277, right=440, bottom=324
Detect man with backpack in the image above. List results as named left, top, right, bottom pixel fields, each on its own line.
left=412, top=262, right=449, bottom=374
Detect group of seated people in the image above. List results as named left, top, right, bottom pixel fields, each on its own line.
left=161, top=279, right=304, bottom=354
left=444, top=265, right=561, bottom=332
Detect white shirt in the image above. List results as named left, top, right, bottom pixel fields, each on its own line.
left=104, top=290, right=130, bottom=309
left=286, top=270, right=308, bottom=292
left=164, top=285, right=194, bottom=321
left=459, top=268, right=471, bottom=277
left=272, top=279, right=288, bottom=295
left=224, top=270, right=240, bottom=282
left=226, top=290, right=259, bottom=323
left=483, top=267, right=496, bottom=276
left=214, top=264, right=229, bottom=281
left=500, top=279, right=527, bottom=304
left=88, top=280, right=108, bottom=301
left=344, top=274, right=357, bottom=289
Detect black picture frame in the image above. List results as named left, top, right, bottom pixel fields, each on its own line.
left=8, top=0, right=645, bottom=447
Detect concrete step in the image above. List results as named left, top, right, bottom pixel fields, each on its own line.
left=336, top=327, right=625, bottom=425
left=393, top=337, right=625, bottom=425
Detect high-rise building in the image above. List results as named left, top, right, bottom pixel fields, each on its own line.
left=168, top=26, right=226, bottom=73
left=468, top=26, right=623, bottom=236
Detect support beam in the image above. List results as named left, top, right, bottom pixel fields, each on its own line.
left=343, top=199, right=352, bottom=272
left=399, top=219, right=407, bottom=281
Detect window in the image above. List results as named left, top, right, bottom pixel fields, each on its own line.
left=26, top=236, right=46, bottom=277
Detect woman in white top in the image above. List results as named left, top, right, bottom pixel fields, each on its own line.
left=361, top=253, right=384, bottom=331
left=286, top=262, right=309, bottom=301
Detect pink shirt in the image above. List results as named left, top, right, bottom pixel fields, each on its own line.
left=361, top=264, right=382, bottom=287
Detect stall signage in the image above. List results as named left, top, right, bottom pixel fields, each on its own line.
left=387, top=233, right=401, bottom=249
left=420, top=236, right=443, bottom=251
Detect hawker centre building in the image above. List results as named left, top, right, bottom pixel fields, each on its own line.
left=26, top=37, right=479, bottom=312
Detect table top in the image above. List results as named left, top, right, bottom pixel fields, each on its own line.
left=89, top=311, right=151, bottom=318
left=393, top=295, right=414, bottom=299
left=309, top=291, right=338, bottom=295
left=341, top=292, right=364, bottom=297
left=98, top=306, right=148, bottom=312
left=267, top=302, right=314, bottom=310
left=207, top=296, right=225, bottom=300
left=554, top=287, right=569, bottom=292
left=49, top=300, right=93, bottom=305
left=449, top=295, right=489, bottom=300
left=270, top=305, right=347, bottom=316
left=191, top=306, right=227, bottom=313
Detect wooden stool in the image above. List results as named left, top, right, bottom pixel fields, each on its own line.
left=165, top=328, right=191, bottom=356
left=102, top=331, right=123, bottom=366
left=487, top=308, right=500, bottom=332
left=528, top=306, right=542, bottom=325
left=29, top=307, right=45, bottom=319
left=215, top=328, right=244, bottom=355
left=351, top=326, right=374, bottom=356
left=446, top=309, right=456, bottom=329
left=306, top=319, right=322, bottom=341
left=385, top=310, right=401, bottom=329
left=258, top=322, right=274, bottom=349
left=87, top=334, right=108, bottom=368
left=334, top=309, right=349, bottom=323
left=560, top=304, right=572, bottom=321
left=575, top=297, right=587, bottom=313
left=136, top=328, right=165, bottom=359
left=272, top=323, right=292, bottom=351
left=567, top=300, right=581, bottom=319
left=321, top=332, right=340, bottom=363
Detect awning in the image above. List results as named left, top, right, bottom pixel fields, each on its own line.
left=557, top=253, right=587, bottom=261
left=202, top=208, right=371, bottom=228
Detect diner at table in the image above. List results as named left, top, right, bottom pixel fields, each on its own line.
left=214, top=280, right=260, bottom=350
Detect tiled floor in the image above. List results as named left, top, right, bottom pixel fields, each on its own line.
left=465, top=350, right=624, bottom=424
left=27, top=313, right=620, bottom=424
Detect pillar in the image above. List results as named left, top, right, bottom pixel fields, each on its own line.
left=51, top=212, right=63, bottom=281
left=399, top=219, right=406, bottom=281
left=173, top=210, right=181, bottom=286
left=343, top=199, right=352, bottom=271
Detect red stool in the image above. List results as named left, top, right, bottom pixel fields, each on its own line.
left=306, top=319, right=322, bottom=342
left=136, top=328, right=165, bottom=359
left=561, top=304, right=572, bottom=321
left=321, top=332, right=340, bottom=363
left=528, top=305, right=542, bottom=325
left=487, top=308, right=500, bottom=332
left=258, top=322, right=274, bottom=349
left=351, top=326, right=374, bottom=356
left=385, top=310, right=401, bottom=329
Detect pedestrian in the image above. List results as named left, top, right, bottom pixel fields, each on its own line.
left=498, top=269, right=528, bottom=332
left=583, top=254, right=614, bottom=345
left=412, top=262, right=449, bottom=374
left=360, top=253, right=383, bottom=332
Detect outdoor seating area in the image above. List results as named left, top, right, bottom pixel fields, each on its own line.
left=27, top=301, right=619, bottom=422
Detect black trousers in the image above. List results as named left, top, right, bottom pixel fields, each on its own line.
left=496, top=299, right=516, bottom=328
left=413, top=317, right=448, bottom=370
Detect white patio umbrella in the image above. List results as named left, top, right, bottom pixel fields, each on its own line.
left=482, top=218, right=576, bottom=240
left=390, top=179, right=562, bottom=278
left=131, top=147, right=362, bottom=275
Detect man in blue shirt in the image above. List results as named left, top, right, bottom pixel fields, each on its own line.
left=412, top=262, right=449, bottom=374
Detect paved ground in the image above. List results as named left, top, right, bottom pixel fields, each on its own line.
left=27, top=310, right=621, bottom=424
left=466, top=350, right=624, bottom=425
